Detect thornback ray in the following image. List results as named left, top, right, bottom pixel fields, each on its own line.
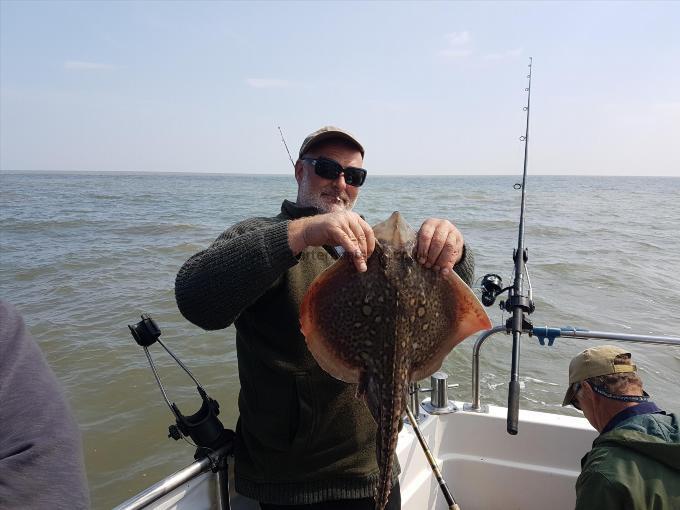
left=300, top=211, right=492, bottom=510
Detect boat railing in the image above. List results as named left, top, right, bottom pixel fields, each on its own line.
left=113, top=445, right=231, bottom=510
left=469, top=324, right=680, bottom=412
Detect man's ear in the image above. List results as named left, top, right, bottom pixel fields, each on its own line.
left=581, top=381, right=595, bottom=400
left=295, top=159, right=304, bottom=184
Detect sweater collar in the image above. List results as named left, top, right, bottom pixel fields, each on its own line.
left=281, top=200, right=322, bottom=220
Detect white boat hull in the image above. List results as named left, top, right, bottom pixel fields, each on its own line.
left=116, top=402, right=596, bottom=510
left=398, top=403, right=595, bottom=510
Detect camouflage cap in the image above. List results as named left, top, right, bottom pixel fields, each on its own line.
left=562, top=345, right=636, bottom=406
left=299, top=126, right=365, bottom=158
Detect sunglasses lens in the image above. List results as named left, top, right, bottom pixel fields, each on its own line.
left=314, top=159, right=342, bottom=180
left=344, top=168, right=367, bottom=187
left=309, top=158, right=367, bottom=187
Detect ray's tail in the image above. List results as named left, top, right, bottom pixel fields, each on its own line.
left=373, top=375, right=407, bottom=510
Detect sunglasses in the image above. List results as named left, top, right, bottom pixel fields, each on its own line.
left=570, top=383, right=582, bottom=410
left=301, top=157, right=367, bottom=187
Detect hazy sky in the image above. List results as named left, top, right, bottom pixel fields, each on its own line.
left=1, top=1, right=678, bottom=176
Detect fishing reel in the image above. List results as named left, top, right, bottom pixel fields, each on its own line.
left=480, top=272, right=535, bottom=316
left=128, top=314, right=234, bottom=461
left=480, top=273, right=505, bottom=307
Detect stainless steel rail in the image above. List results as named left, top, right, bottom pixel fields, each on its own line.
left=470, top=325, right=680, bottom=412
left=557, top=329, right=680, bottom=346
left=113, top=446, right=230, bottom=510
left=470, top=326, right=508, bottom=411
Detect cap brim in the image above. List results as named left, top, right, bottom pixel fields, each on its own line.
left=562, top=385, right=576, bottom=407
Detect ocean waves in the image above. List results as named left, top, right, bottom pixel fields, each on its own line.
left=1, top=172, right=679, bottom=508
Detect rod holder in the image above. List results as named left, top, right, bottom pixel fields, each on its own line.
left=421, top=372, right=458, bottom=414
left=408, top=382, right=435, bottom=423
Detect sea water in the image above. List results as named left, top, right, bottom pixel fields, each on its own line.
left=1, top=172, right=679, bottom=508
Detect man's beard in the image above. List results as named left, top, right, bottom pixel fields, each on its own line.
left=297, top=173, right=357, bottom=213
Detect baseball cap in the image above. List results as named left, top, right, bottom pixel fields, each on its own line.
left=299, top=126, right=365, bottom=158
left=562, top=345, right=636, bottom=406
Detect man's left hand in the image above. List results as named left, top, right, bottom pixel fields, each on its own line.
left=416, top=218, right=464, bottom=276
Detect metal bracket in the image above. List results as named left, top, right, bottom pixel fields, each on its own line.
left=463, top=402, right=490, bottom=413
left=531, top=326, right=588, bottom=346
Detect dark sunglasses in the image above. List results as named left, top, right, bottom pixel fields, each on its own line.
left=570, top=383, right=582, bottom=410
left=301, top=157, right=367, bottom=187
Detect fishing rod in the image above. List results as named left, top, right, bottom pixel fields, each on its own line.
left=278, top=125, right=296, bottom=168
left=506, top=57, right=536, bottom=435
left=480, top=58, right=536, bottom=435
left=405, top=405, right=460, bottom=510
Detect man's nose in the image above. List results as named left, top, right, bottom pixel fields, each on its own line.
left=332, top=172, right=348, bottom=190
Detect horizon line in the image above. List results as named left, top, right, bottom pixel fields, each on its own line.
left=1, top=169, right=678, bottom=178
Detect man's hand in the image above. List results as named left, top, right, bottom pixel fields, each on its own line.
left=288, top=211, right=376, bottom=272
left=416, top=218, right=464, bottom=276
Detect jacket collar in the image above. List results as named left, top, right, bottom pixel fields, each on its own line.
left=601, top=401, right=665, bottom=435
left=280, top=200, right=321, bottom=220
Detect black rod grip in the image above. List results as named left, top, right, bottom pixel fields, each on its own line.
left=507, top=380, right=520, bottom=435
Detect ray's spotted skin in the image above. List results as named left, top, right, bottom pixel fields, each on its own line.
left=300, top=212, right=492, bottom=510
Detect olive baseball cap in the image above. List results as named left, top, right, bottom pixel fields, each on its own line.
left=562, top=345, right=636, bottom=406
left=299, top=126, right=365, bottom=158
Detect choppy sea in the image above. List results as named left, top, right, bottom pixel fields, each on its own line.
left=1, top=172, right=679, bottom=508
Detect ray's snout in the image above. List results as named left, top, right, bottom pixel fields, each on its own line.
left=372, top=211, right=415, bottom=249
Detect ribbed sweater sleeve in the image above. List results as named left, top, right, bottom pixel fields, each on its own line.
left=453, top=244, right=475, bottom=287
left=175, top=218, right=298, bottom=330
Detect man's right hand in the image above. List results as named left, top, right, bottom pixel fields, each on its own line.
left=288, top=212, right=375, bottom=272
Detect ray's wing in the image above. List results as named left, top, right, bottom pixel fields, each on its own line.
left=407, top=266, right=492, bottom=381
left=300, top=247, right=396, bottom=384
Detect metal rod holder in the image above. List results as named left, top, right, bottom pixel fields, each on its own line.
left=421, top=372, right=458, bottom=414
left=408, top=382, right=434, bottom=422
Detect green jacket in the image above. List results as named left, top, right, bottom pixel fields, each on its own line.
left=175, top=200, right=476, bottom=505
left=575, top=411, right=680, bottom=510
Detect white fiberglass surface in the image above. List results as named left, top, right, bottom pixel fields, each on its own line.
left=126, top=405, right=596, bottom=510
left=397, top=405, right=597, bottom=510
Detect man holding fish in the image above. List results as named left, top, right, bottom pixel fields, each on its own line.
left=175, top=126, right=487, bottom=509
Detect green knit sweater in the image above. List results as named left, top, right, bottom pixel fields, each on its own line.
left=175, top=200, right=475, bottom=505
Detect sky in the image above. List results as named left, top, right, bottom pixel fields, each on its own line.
left=1, top=1, right=679, bottom=176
